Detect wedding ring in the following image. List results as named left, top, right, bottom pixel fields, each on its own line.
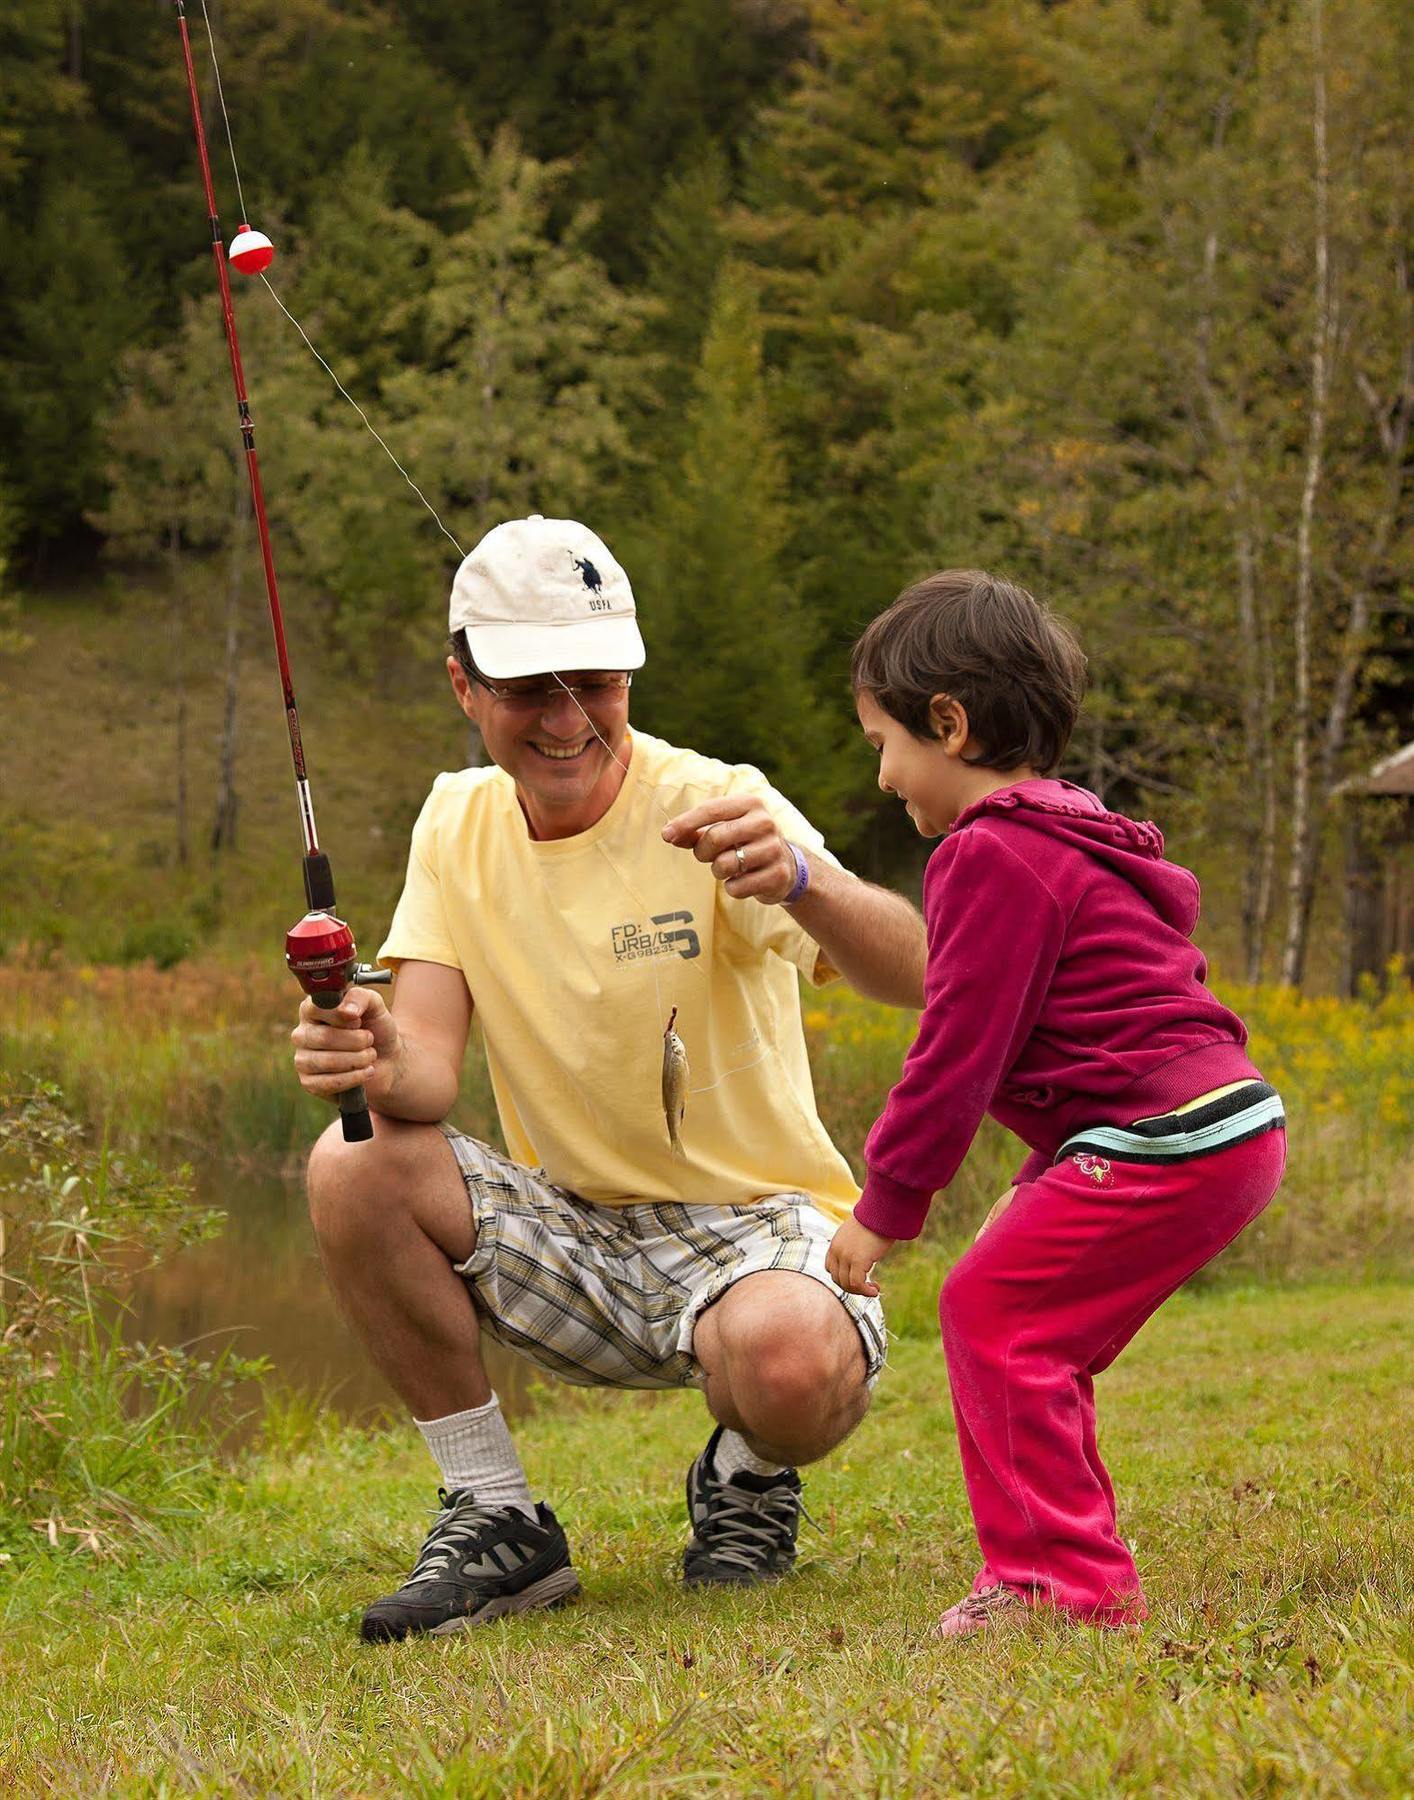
left=734, top=846, right=747, bottom=875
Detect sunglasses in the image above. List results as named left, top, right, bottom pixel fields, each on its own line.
left=470, top=671, right=633, bottom=710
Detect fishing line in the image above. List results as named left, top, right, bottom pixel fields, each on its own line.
left=197, top=0, right=467, bottom=560
left=197, top=0, right=249, bottom=225
left=258, top=278, right=467, bottom=557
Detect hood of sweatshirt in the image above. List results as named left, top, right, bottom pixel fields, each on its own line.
left=949, top=778, right=1201, bottom=935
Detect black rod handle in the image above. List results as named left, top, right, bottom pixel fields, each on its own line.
left=312, top=989, right=375, bottom=1142
left=337, top=1083, right=374, bottom=1142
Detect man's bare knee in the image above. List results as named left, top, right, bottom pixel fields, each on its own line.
left=735, top=1318, right=855, bottom=1411
left=705, top=1274, right=871, bottom=1460
left=306, top=1116, right=471, bottom=1261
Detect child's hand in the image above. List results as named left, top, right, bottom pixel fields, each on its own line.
left=975, top=1185, right=1018, bottom=1241
left=826, top=1217, right=897, bottom=1297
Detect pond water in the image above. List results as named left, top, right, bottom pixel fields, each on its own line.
left=127, top=1162, right=535, bottom=1423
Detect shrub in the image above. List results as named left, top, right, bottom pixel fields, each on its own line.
left=0, top=1075, right=264, bottom=1559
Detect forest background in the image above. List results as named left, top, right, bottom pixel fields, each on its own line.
left=0, top=0, right=1409, bottom=986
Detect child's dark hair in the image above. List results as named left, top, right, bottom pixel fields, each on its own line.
left=851, top=570, right=1088, bottom=775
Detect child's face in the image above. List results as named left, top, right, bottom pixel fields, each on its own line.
left=856, top=689, right=970, bottom=837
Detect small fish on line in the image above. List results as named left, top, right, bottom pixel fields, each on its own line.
left=662, top=1006, right=689, bottom=1154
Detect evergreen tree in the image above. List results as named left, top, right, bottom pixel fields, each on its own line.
left=262, top=130, right=658, bottom=668
left=0, top=0, right=83, bottom=191
left=730, top=0, right=1058, bottom=713
left=397, top=0, right=810, bottom=282
left=0, top=177, right=147, bottom=543
left=91, top=293, right=273, bottom=866
left=0, top=483, right=29, bottom=659
left=643, top=145, right=732, bottom=423
left=246, top=154, right=449, bottom=671
left=634, top=267, right=848, bottom=832
left=92, top=290, right=291, bottom=564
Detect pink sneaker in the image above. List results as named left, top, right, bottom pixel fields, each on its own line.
left=933, top=1583, right=1026, bottom=1640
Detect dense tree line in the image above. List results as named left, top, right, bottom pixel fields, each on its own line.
left=1, top=0, right=1407, bottom=984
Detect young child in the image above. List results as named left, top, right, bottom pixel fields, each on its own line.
left=825, top=570, right=1286, bottom=1638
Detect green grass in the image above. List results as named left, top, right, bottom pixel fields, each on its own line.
left=0, top=570, right=458, bottom=967
left=2, top=1282, right=1410, bottom=1796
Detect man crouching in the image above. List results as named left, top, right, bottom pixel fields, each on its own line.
left=291, top=515, right=925, bottom=1640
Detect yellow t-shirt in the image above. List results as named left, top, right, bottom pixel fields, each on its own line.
left=378, top=730, right=860, bottom=1222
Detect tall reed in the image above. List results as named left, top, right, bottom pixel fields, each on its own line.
left=0, top=1076, right=265, bottom=1558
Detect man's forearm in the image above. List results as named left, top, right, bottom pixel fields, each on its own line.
left=367, top=1030, right=462, bottom=1123
left=787, top=854, right=927, bottom=1008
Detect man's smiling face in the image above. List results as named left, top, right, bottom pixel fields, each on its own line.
left=448, top=660, right=632, bottom=839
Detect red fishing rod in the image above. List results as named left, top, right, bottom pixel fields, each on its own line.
left=172, top=0, right=379, bottom=1142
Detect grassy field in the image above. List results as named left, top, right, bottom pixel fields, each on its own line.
left=2, top=813, right=1411, bottom=1792
left=1, top=1282, right=1410, bottom=1796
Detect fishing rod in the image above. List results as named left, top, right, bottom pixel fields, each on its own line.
left=172, top=0, right=384, bottom=1143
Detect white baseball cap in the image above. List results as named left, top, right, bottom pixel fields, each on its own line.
left=449, top=515, right=646, bottom=679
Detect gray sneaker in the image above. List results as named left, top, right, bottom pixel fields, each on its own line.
left=360, top=1488, right=580, bottom=1642
left=683, top=1426, right=803, bottom=1587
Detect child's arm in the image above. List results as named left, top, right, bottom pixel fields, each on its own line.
left=853, top=830, right=1067, bottom=1242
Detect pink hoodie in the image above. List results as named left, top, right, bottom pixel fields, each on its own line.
left=855, top=779, right=1261, bottom=1240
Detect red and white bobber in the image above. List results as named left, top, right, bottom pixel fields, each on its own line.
left=229, top=224, right=274, bottom=275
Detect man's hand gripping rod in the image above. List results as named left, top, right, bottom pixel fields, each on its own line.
left=284, top=853, right=391, bottom=1144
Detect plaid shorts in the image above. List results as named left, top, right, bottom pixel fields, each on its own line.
left=444, top=1129, right=887, bottom=1391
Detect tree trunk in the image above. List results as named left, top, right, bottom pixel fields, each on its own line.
left=1297, top=259, right=1413, bottom=967
left=1084, top=716, right=1107, bottom=806
left=211, top=479, right=249, bottom=853
left=1341, top=808, right=1383, bottom=996
left=1281, top=37, right=1411, bottom=983
left=167, top=521, right=190, bottom=868
left=1195, top=207, right=1278, bottom=983
left=1234, top=495, right=1279, bottom=982
left=1254, top=619, right=1279, bottom=981
left=1280, top=0, right=1333, bottom=988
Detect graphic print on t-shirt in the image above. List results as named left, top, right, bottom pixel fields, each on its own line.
left=610, top=912, right=702, bottom=963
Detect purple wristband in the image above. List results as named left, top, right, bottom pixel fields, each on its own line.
left=783, top=842, right=810, bottom=905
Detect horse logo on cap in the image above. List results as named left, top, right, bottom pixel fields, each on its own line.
left=570, top=553, right=603, bottom=595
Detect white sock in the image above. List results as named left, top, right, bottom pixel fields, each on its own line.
left=415, top=1394, right=535, bottom=1513
left=714, top=1428, right=787, bottom=1480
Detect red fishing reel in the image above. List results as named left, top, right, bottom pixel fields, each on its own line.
left=285, top=854, right=379, bottom=1142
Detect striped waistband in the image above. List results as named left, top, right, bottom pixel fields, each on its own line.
left=1056, top=1082, right=1285, bottom=1167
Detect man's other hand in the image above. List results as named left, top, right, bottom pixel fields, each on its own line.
left=663, top=795, right=799, bottom=904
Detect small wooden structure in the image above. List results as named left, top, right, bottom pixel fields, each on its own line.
left=1340, top=742, right=1414, bottom=993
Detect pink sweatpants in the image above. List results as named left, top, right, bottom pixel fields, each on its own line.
left=939, top=1128, right=1287, bottom=1624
